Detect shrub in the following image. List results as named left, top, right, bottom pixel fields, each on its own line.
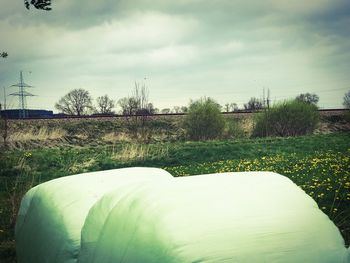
left=224, top=119, right=246, bottom=139
left=252, top=100, right=319, bottom=137
left=183, top=97, right=225, bottom=140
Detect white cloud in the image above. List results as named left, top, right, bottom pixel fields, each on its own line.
left=147, top=45, right=198, bottom=66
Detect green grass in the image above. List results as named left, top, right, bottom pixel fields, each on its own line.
left=0, top=132, right=349, bottom=261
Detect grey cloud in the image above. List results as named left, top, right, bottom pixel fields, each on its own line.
left=1, top=0, right=349, bottom=110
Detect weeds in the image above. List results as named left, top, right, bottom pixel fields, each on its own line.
left=0, top=152, right=39, bottom=261
left=102, top=132, right=132, bottom=143
left=10, top=127, right=66, bottom=142
left=0, top=116, right=9, bottom=148
left=112, top=143, right=169, bottom=162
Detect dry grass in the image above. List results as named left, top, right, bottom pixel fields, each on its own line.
left=102, top=132, right=132, bottom=143
left=9, top=127, right=66, bottom=142
left=0, top=127, right=67, bottom=149
left=112, top=143, right=169, bottom=162
left=74, top=133, right=89, bottom=140
left=241, top=117, right=254, bottom=136
left=69, top=158, right=96, bottom=174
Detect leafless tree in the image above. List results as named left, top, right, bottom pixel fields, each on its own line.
left=118, top=82, right=155, bottom=141
left=96, top=95, right=115, bottom=114
left=296, top=93, right=319, bottom=105
left=180, top=106, right=188, bottom=113
left=230, top=103, right=239, bottom=111
left=55, top=89, right=93, bottom=116
left=244, top=97, right=263, bottom=111
left=343, top=91, right=350, bottom=109
left=224, top=103, right=230, bottom=112
left=118, top=97, right=138, bottom=115
left=132, top=82, right=149, bottom=113
left=118, top=82, right=152, bottom=116
left=173, top=106, right=181, bottom=113
left=161, top=108, right=171, bottom=114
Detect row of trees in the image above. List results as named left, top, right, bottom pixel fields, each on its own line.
left=242, top=93, right=320, bottom=111
left=55, top=83, right=156, bottom=116
left=55, top=88, right=350, bottom=116
left=55, top=89, right=114, bottom=116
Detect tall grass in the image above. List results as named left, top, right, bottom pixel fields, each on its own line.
left=102, top=132, right=132, bottom=143
left=10, top=127, right=66, bottom=141
left=112, top=143, right=169, bottom=162
left=0, top=152, right=39, bottom=262
left=3, top=127, right=67, bottom=150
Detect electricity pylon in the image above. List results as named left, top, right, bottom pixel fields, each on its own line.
left=9, top=71, right=35, bottom=118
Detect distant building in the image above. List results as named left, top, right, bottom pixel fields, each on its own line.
left=0, top=109, right=53, bottom=119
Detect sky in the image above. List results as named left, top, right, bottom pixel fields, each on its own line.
left=1, top=0, right=350, bottom=112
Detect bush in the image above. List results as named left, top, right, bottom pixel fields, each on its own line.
left=252, top=100, right=319, bottom=137
left=183, top=97, right=225, bottom=140
left=224, top=119, right=246, bottom=139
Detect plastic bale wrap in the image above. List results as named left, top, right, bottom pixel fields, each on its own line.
left=15, top=167, right=173, bottom=263
left=79, top=172, right=349, bottom=263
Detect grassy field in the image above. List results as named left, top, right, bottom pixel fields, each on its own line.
left=0, top=132, right=349, bottom=261
left=2, top=111, right=349, bottom=150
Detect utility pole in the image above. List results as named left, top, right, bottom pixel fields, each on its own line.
left=267, top=88, right=270, bottom=109
left=9, top=71, right=35, bottom=118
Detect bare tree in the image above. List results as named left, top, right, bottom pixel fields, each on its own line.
left=224, top=103, right=230, bottom=112
left=343, top=91, right=350, bottom=109
left=96, top=95, right=115, bottom=114
left=244, top=97, right=263, bottom=111
left=180, top=106, right=188, bottom=113
left=161, top=108, right=171, bottom=114
left=132, top=82, right=149, bottom=114
left=153, top=107, right=160, bottom=114
left=118, top=82, right=154, bottom=141
left=118, top=97, right=138, bottom=115
left=173, top=106, right=181, bottom=113
left=0, top=52, right=8, bottom=58
left=296, top=93, right=319, bottom=105
left=146, top=103, right=156, bottom=115
left=55, top=89, right=93, bottom=116
left=230, top=103, right=239, bottom=111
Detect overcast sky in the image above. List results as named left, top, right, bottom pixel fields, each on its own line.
left=1, top=0, right=350, bottom=112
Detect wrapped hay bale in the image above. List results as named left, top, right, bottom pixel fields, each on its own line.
left=16, top=170, right=350, bottom=263
left=15, top=167, right=173, bottom=263
left=79, top=172, right=349, bottom=262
